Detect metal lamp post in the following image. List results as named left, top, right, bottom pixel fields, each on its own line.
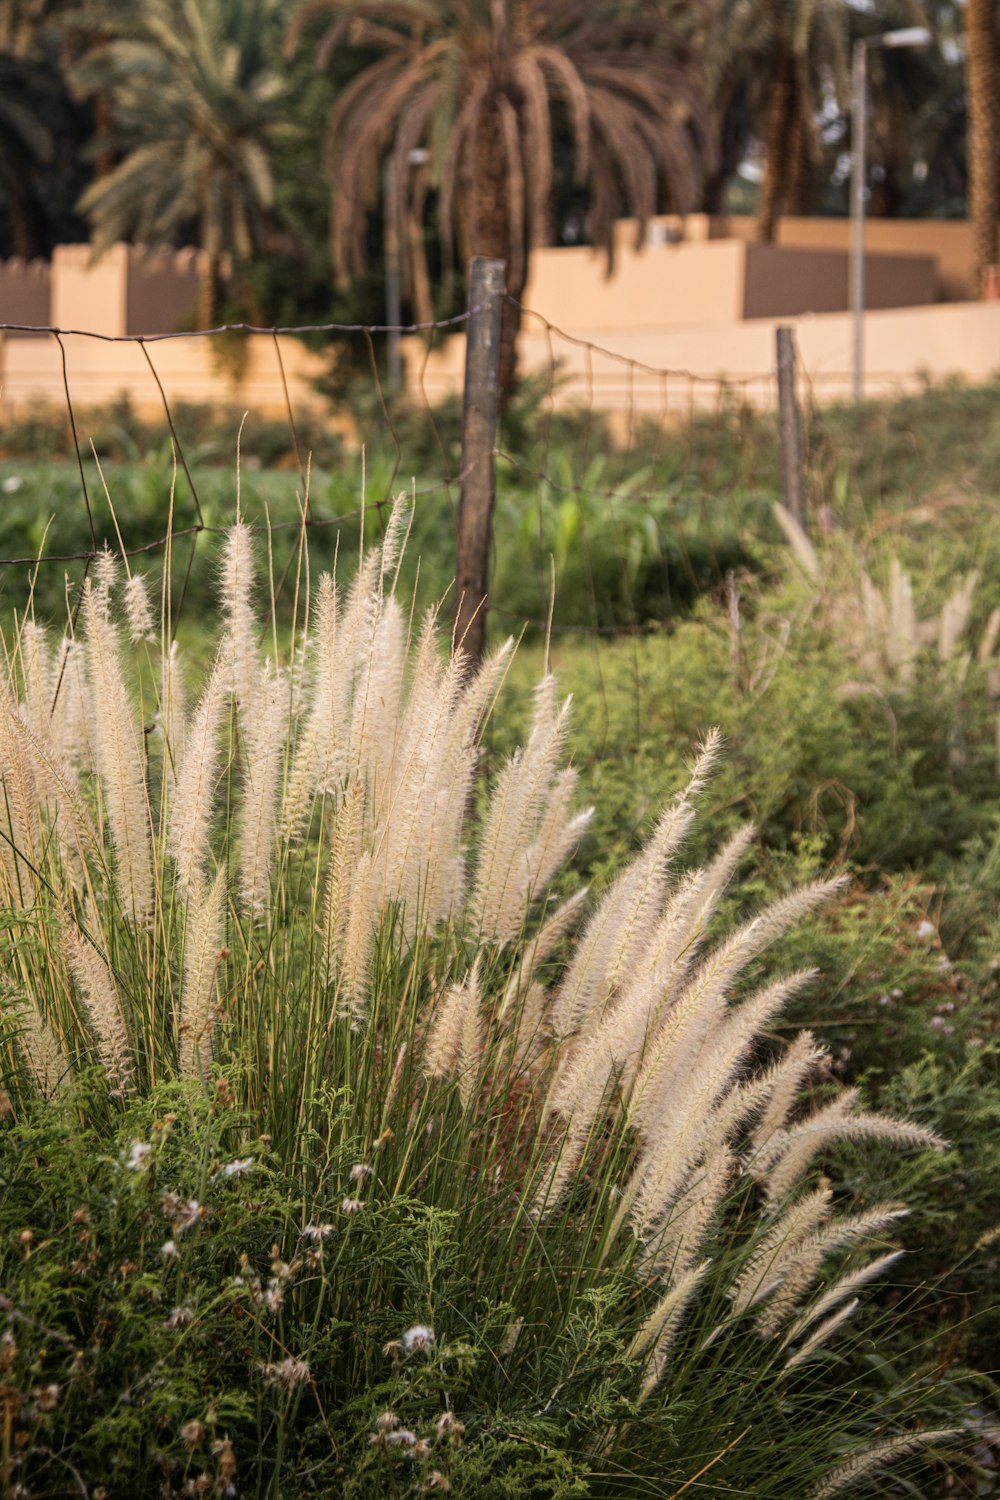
left=850, top=25, right=932, bottom=401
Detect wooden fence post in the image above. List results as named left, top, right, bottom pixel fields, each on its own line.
left=775, top=325, right=806, bottom=528
left=454, top=256, right=505, bottom=666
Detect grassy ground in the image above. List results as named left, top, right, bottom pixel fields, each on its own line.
left=1, top=379, right=999, bottom=1493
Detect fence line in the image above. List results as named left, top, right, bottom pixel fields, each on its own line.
left=0, top=284, right=956, bottom=649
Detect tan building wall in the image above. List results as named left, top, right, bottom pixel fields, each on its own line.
left=407, top=299, right=1000, bottom=416
left=742, top=244, right=935, bottom=318
left=49, top=243, right=205, bottom=335
left=721, top=216, right=975, bottom=303
left=522, top=233, right=937, bottom=334
left=0, top=328, right=327, bottom=419
left=0, top=242, right=327, bottom=421
left=0, top=257, right=51, bottom=330
left=0, top=227, right=988, bottom=425
left=612, top=214, right=974, bottom=302
left=51, top=244, right=126, bottom=334
left=522, top=239, right=748, bottom=332
left=125, top=246, right=202, bottom=335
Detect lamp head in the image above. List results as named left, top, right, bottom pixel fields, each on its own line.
left=878, top=26, right=932, bottom=49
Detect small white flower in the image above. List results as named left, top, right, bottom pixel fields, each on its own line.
left=349, top=1163, right=372, bottom=1183
left=341, top=1197, right=364, bottom=1216
left=401, top=1324, right=435, bottom=1353
left=435, top=1411, right=464, bottom=1440
left=126, top=1141, right=153, bottom=1171
left=173, top=1199, right=201, bottom=1234
left=258, top=1357, right=310, bottom=1390
left=220, top=1157, right=254, bottom=1179
left=2, top=476, right=23, bottom=494
left=33, top=1383, right=61, bottom=1412
left=916, top=919, right=936, bottom=940
left=301, top=1223, right=334, bottom=1241
left=384, top=1429, right=417, bottom=1447
left=166, top=1304, right=194, bottom=1329
left=160, top=1239, right=178, bottom=1260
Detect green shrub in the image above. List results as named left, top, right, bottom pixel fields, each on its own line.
left=0, top=499, right=974, bottom=1496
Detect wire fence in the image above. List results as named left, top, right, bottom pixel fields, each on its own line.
left=0, top=281, right=954, bottom=652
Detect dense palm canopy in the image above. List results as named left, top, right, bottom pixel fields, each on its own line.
left=74, top=0, right=290, bottom=325
left=288, top=0, right=713, bottom=384
left=0, top=0, right=89, bottom=257
left=0, top=0, right=998, bottom=331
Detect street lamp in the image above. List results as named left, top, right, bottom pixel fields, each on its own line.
left=385, top=147, right=430, bottom=395
left=850, top=25, right=932, bottom=401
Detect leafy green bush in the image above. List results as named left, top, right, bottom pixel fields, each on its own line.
left=0, top=501, right=972, bottom=1497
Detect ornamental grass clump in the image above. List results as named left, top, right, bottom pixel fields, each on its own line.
left=0, top=496, right=967, bottom=1495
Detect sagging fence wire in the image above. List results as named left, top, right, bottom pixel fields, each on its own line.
left=0, top=288, right=848, bottom=648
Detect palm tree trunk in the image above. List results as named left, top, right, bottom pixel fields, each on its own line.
left=198, top=252, right=221, bottom=329
left=0, top=163, right=40, bottom=258
left=966, top=0, right=1000, bottom=295
left=756, top=54, right=794, bottom=243
left=784, top=79, right=816, bottom=217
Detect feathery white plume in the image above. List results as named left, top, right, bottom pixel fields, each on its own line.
left=179, top=867, right=227, bottom=1079
left=169, top=656, right=228, bottom=901
left=82, top=580, right=153, bottom=921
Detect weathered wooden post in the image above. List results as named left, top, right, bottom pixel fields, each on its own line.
left=776, top=325, right=806, bottom=529
left=454, top=256, right=505, bottom=666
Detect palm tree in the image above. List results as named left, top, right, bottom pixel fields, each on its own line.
left=965, top=0, right=1000, bottom=294
left=0, top=0, right=90, bottom=258
left=0, top=55, right=59, bottom=257
left=286, top=0, right=713, bottom=396
left=715, top=0, right=928, bottom=241
left=74, top=0, right=291, bottom=327
left=711, top=0, right=851, bottom=240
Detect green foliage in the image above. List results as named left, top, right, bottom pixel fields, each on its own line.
left=0, top=500, right=978, bottom=1498
left=0, top=1087, right=973, bottom=1499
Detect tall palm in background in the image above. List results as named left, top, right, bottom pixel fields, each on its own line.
left=861, top=33, right=953, bottom=215
left=74, top=0, right=290, bottom=326
left=287, top=0, right=713, bottom=396
left=965, top=0, right=1000, bottom=294
left=715, top=0, right=851, bottom=240
left=0, top=0, right=88, bottom=258
left=718, top=0, right=930, bottom=241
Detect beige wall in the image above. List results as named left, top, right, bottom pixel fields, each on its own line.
left=522, top=239, right=747, bottom=332
left=721, top=216, right=975, bottom=303
left=522, top=235, right=938, bottom=334
left=51, top=244, right=128, bottom=335
left=0, top=258, right=50, bottom=330
left=743, top=244, right=936, bottom=318
left=1, top=225, right=988, bottom=426
left=620, top=214, right=975, bottom=302
left=49, top=243, right=208, bottom=336
left=0, top=329, right=327, bottom=419
left=126, top=246, right=202, bottom=335
left=0, top=242, right=328, bottom=420
left=407, top=299, right=1000, bottom=415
